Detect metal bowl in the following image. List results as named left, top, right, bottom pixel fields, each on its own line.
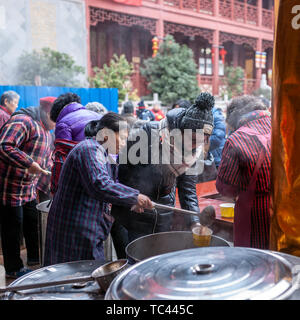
left=92, top=259, right=128, bottom=292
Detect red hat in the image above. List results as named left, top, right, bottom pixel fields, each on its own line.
left=40, top=97, right=57, bottom=112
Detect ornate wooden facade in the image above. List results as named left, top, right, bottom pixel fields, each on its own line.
left=85, top=0, right=274, bottom=97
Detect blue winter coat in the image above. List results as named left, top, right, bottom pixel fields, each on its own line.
left=136, top=108, right=155, bottom=121
left=209, top=107, right=226, bottom=168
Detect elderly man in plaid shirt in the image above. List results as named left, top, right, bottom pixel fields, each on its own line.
left=0, top=97, right=56, bottom=278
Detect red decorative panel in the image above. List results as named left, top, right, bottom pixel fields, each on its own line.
left=220, top=32, right=257, bottom=50
left=199, top=0, right=214, bottom=14
left=89, top=7, right=157, bottom=35
left=220, top=0, right=260, bottom=26
left=164, top=21, right=214, bottom=43
left=262, top=39, right=273, bottom=51
left=182, top=0, right=197, bottom=12
left=219, top=0, right=232, bottom=19
left=170, top=0, right=214, bottom=14
left=262, top=8, right=273, bottom=29
left=234, top=1, right=245, bottom=23
left=163, top=0, right=180, bottom=8
left=247, top=4, right=258, bottom=25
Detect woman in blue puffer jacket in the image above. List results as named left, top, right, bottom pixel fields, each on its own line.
left=209, top=107, right=226, bottom=169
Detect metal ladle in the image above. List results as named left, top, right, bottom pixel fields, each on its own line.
left=0, top=259, right=128, bottom=294
left=152, top=202, right=216, bottom=227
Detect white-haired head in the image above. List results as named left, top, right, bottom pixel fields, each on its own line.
left=85, top=102, right=107, bottom=115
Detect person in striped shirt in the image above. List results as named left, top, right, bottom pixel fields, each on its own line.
left=0, top=97, right=56, bottom=278
left=216, top=95, right=271, bottom=249
left=44, top=112, right=153, bottom=266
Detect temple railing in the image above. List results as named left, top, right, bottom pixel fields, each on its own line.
left=142, top=0, right=273, bottom=30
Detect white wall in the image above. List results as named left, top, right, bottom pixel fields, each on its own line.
left=0, top=0, right=87, bottom=86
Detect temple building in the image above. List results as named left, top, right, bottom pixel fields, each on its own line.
left=86, top=0, right=274, bottom=97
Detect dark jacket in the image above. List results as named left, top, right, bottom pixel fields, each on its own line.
left=209, top=107, right=226, bottom=168
left=111, top=118, right=200, bottom=235
left=176, top=173, right=200, bottom=227
left=136, top=108, right=155, bottom=121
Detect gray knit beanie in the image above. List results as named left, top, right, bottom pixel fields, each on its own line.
left=178, top=92, right=214, bottom=133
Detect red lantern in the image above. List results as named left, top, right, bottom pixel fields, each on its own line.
left=219, top=48, right=227, bottom=64
left=152, top=36, right=159, bottom=57
left=211, top=47, right=215, bottom=64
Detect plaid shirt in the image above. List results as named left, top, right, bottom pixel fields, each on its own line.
left=0, top=105, right=12, bottom=129
left=50, top=139, right=78, bottom=195
left=44, top=138, right=139, bottom=265
left=0, top=114, right=53, bottom=206
left=216, top=111, right=271, bottom=249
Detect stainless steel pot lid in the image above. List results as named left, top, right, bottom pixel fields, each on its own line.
left=105, top=247, right=296, bottom=300
left=2, top=260, right=105, bottom=300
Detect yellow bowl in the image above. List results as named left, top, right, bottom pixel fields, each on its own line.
left=220, top=203, right=235, bottom=218
left=192, top=227, right=212, bottom=247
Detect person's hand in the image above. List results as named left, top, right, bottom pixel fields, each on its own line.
left=28, top=162, right=50, bottom=176
left=131, top=194, right=154, bottom=213
left=131, top=205, right=144, bottom=213
left=137, top=194, right=153, bottom=209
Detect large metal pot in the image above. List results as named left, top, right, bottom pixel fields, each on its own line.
left=105, top=247, right=300, bottom=300
left=1, top=260, right=105, bottom=300
left=125, top=231, right=231, bottom=263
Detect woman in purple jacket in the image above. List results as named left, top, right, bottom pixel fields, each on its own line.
left=50, top=92, right=102, bottom=194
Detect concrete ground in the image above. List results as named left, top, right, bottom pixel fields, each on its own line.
left=0, top=246, right=41, bottom=288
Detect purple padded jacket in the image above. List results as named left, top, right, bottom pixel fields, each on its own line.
left=55, top=102, right=102, bottom=141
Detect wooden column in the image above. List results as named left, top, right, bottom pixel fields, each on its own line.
left=157, top=0, right=164, bottom=38
left=131, top=28, right=141, bottom=96
left=107, top=24, right=114, bottom=64
left=189, top=38, right=197, bottom=66
left=257, top=0, right=262, bottom=27
left=231, top=0, right=235, bottom=20
left=232, top=43, right=239, bottom=67
left=256, top=38, right=262, bottom=89
left=213, top=0, right=219, bottom=16
left=96, top=23, right=102, bottom=67
left=212, top=30, right=220, bottom=96
left=86, top=2, right=92, bottom=76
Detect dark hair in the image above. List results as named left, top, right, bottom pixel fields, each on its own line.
left=122, top=101, right=134, bottom=114
left=172, top=99, right=191, bottom=109
left=50, top=92, right=81, bottom=122
left=0, top=90, right=20, bottom=106
left=226, top=95, right=267, bottom=130
left=84, top=112, right=127, bottom=138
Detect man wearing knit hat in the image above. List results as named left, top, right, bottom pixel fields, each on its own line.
left=111, top=92, right=215, bottom=257
left=136, top=100, right=155, bottom=121
left=0, top=96, right=56, bottom=278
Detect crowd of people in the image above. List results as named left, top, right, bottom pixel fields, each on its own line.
left=0, top=89, right=271, bottom=279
